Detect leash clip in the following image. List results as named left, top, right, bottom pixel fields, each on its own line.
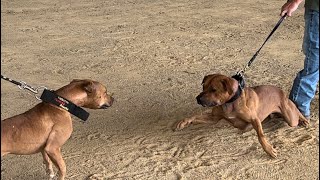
left=18, top=81, right=48, bottom=100
left=232, top=71, right=245, bottom=90
left=35, top=86, right=49, bottom=100
left=18, top=81, right=39, bottom=94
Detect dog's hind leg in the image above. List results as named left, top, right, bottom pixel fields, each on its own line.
left=280, top=99, right=308, bottom=127
left=41, top=150, right=55, bottom=179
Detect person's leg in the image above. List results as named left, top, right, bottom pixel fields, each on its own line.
left=289, top=9, right=319, bottom=118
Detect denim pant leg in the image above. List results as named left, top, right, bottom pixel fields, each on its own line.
left=289, top=9, right=319, bottom=117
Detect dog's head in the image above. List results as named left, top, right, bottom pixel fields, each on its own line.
left=196, top=74, right=238, bottom=107
left=68, top=79, right=114, bottom=109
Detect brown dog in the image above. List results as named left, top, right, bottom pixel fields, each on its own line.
left=175, top=74, right=309, bottom=158
left=1, top=79, right=114, bottom=179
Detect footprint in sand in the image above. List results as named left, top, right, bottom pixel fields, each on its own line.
left=295, top=135, right=314, bottom=145
left=87, top=132, right=112, bottom=141
left=86, top=173, right=105, bottom=180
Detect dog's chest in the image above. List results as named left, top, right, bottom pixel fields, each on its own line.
left=224, top=112, right=238, bottom=119
left=222, top=104, right=238, bottom=119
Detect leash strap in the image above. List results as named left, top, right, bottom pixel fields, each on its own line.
left=229, top=14, right=288, bottom=103
left=40, top=89, right=90, bottom=121
left=1, top=74, right=39, bottom=94
left=1, top=75, right=22, bottom=86
left=244, top=14, right=287, bottom=71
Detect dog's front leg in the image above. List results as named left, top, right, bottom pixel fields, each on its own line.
left=45, top=146, right=66, bottom=180
left=251, top=118, right=277, bottom=158
left=44, top=130, right=71, bottom=180
left=175, top=108, right=223, bottom=130
left=41, top=150, right=55, bottom=179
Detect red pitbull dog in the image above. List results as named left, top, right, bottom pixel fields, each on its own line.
left=1, top=79, right=114, bottom=179
left=175, top=74, right=308, bottom=158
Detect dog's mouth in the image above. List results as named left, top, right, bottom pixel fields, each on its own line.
left=100, top=104, right=111, bottom=109
left=199, top=102, right=218, bottom=107
left=196, top=94, right=218, bottom=107
left=100, top=97, right=114, bottom=109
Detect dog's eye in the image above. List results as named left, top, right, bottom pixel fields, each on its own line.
left=210, top=88, right=216, bottom=92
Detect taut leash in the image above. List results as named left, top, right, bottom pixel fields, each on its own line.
left=1, top=75, right=89, bottom=121
left=227, top=14, right=287, bottom=103
left=1, top=74, right=41, bottom=95
left=239, top=13, right=287, bottom=75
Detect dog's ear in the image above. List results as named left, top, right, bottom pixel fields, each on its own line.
left=202, top=75, right=210, bottom=85
left=221, top=79, right=236, bottom=95
left=82, top=81, right=95, bottom=93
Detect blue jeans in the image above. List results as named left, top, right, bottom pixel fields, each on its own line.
left=289, top=9, right=319, bottom=118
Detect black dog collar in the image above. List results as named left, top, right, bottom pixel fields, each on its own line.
left=225, top=73, right=245, bottom=104
left=40, top=89, right=90, bottom=121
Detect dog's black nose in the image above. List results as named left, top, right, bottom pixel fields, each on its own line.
left=196, top=93, right=215, bottom=107
left=196, top=93, right=205, bottom=106
left=196, top=95, right=201, bottom=105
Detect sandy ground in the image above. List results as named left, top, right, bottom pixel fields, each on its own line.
left=1, top=0, right=319, bottom=179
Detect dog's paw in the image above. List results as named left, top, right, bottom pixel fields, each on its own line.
left=48, top=172, right=55, bottom=179
left=45, top=168, right=55, bottom=179
left=265, top=145, right=277, bottom=158
left=299, top=118, right=309, bottom=127
left=174, top=118, right=193, bottom=131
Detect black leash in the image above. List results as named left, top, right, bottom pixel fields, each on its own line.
left=1, top=75, right=89, bottom=121
left=1, top=75, right=39, bottom=94
left=240, top=13, right=287, bottom=75
left=227, top=14, right=287, bottom=103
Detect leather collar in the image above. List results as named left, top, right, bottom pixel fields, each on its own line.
left=40, top=89, right=90, bottom=121
left=225, top=73, right=245, bottom=104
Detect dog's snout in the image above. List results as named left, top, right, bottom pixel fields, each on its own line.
left=196, top=92, right=217, bottom=107
left=196, top=93, right=206, bottom=106
left=100, top=96, right=115, bottom=109
left=196, top=94, right=202, bottom=105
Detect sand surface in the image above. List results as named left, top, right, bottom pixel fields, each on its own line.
left=1, top=0, right=319, bottom=179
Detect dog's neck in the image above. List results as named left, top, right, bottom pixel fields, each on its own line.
left=41, top=88, right=90, bottom=121
left=223, top=94, right=243, bottom=114
left=55, top=87, right=87, bottom=107
left=223, top=81, right=245, bottom=113
left=225, top=75, right=245, bottom=104
left=225, top=85, right=242, bottom=104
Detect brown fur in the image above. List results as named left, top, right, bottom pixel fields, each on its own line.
left=1, top=79, right=114, bottom=179
left=175, top=74, right=308, bottom=158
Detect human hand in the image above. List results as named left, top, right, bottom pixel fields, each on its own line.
left=280, top=0, right=304, bottom=17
